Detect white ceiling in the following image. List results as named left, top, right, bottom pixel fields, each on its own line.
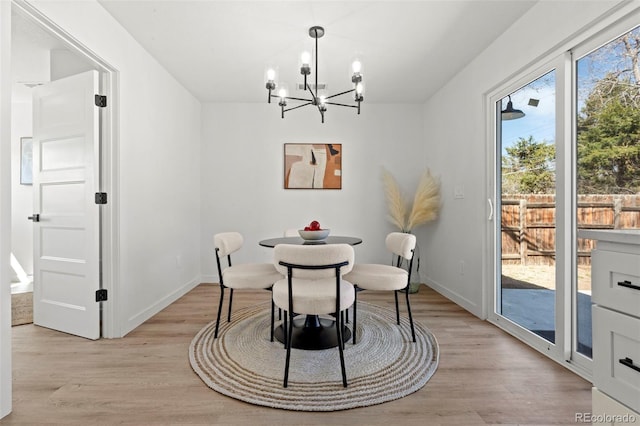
left=97, top=0, right=537, bottom=104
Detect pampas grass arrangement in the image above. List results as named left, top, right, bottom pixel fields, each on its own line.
left=381, top=168, right=409, bottom=231
left=382, top=167, right=441, bottom=232
left=407, top=169, right=441, bottom=230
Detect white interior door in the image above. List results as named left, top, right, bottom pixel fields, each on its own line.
left=31, top=70, right=100, bottom=340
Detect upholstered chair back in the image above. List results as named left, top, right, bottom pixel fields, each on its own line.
left=214, top=232, right=244, bottom=257
left=273, top=244, right=354, bottom=279
left=283, top=229, right=299, bottom=237
left=385, top=232, right=416, bottom=260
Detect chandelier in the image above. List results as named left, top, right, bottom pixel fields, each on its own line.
left=265, top=26, right=364, bottom=123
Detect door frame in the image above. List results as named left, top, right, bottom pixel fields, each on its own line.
left=484, top=56, right=570, bottom=363
left=11, top=0, right=120, bottom=338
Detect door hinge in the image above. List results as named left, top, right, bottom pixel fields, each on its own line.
left=95, top=289, right=108, bottom=302
left=95, top=192, right=108, bottom=204
left=95, top=94, right=107, bottom=108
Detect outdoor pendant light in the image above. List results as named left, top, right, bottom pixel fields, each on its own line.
left=501, top=95, right=525, bottom=120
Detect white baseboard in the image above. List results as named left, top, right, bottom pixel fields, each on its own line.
left=424, top=277, right=483, bottom=319
left=123, top=276, right=201, bottom=336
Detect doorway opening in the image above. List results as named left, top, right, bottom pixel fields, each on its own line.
left=9, top=1, right=118, bottom=338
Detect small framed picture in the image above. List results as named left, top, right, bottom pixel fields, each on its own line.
left=20, top=137, right=33, bottom=185
left=284, top=143, right=342, bottom=189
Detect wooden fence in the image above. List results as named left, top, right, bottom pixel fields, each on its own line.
left=501, top=194, right=640, bottom=265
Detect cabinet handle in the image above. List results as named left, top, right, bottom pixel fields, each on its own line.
left=619, top=357, right=640, bottom=373
left=618, top=280, right=640, bottom=291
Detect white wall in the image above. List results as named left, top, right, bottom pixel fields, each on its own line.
left=25, top=0, right=203, bottom=336
left=200, top=103, right=428, bottom=281
left=419, top=0, right=634, bottom=318
left=50, top=49, right=93, bottom=81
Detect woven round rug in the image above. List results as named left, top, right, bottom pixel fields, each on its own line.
left=189, top=301, right=439, bottom=411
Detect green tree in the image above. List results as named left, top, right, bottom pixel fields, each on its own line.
left=576, top=26, right=640, bottom=194
left=502, top=136, right=556, bottom=194
left=577, top=74, right=640, bottom=194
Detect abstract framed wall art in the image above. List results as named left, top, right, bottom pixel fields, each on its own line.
left=284, top=143, right=342, bottom=189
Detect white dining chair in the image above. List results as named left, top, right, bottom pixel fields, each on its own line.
left=345, top=232, right=417, bottom=344
left=213, top=232, right=283, bottom=340
left=283, top=228, right=299, bottom=237
left=272, top=243, right=355, bottom=387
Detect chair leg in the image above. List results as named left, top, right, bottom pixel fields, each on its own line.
left=352, top=288, right=358, bottom=345
left=336, top=308, right=348, bottom=387
left=345, top=308, right=349, bottom=324
left=405, top=286, right=416, bottom=343
left=394, top=290, right=400, bottom=325
left=283, top=311, right=288, bottom=349
left=270, top=300, right=275, bottom=342
left=283, top=310, right=294, bottom=387
left=340, top=311, right=345, bottom=350
left=214, top=285, right=225, bottom=339
left=227, top=288, right=234, bottom=322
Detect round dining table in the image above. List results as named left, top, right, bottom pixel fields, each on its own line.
left=259, top=235, right=362, bottom=350
left=259, top=235, right=362, bottom=248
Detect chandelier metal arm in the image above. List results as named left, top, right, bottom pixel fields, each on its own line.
left=270, top=94, right=313, bottom=103
left=326, top=89, right=355, bottom=100
left=283, top=102, right=313, bottom=113
left=326, top=102, right=358, bottom=108
left=305, top=83, right=318, bottom=104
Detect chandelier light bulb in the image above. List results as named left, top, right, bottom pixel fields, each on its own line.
left=278, top=87, right=287, bottom=99
left=352, top=60, right=362, bottom=74
left=356, top=82, right=364, bottom=94
left=318, top=95, right=327, bottom=113
left=266, top=68, right=276, bottom=81
left=301, top=51, right=311, bottom=65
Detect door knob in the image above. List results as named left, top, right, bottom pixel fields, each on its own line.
left=27, top=214, right=40, bottom=222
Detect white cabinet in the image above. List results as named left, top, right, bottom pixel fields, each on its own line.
left=580, top=230, right=640, bottom=425
left=593, top=306, right=640, bottom=409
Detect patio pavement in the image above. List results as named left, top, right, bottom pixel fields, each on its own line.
left=501, top=288, right=592, bottom=357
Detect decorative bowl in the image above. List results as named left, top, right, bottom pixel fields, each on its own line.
left=298, top=229, right=330, bottom=241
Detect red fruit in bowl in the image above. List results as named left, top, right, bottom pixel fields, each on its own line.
left=304, top=226, right=311, bottom=231
left=309, top=220, right=321, bottom=231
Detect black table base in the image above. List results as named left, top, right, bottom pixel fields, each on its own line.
left=274, top=314, right=351, bottom=350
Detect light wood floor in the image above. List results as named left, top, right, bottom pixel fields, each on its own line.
left=5, top=284, right=591, bottom=425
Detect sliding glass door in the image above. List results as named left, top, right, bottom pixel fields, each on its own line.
left=489, top=13, right=640, bottom=375
left=573, top=23, right=640, bottom=364
left=497, top=71, right=558, bottom=344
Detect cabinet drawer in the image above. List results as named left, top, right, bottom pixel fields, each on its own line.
left=593, top=306, right=640, bottom=412
left=592, top=249, right=640, bottom=315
